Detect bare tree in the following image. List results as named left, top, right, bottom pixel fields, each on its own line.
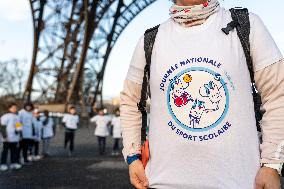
left=0, top=59, right=25, bottom=97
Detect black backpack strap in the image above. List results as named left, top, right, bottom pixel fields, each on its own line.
left=138, top=25, right=160, bottom=143
left=231, top=8, right=255, bottom=82
left=222, top=8, right=263, bottom=131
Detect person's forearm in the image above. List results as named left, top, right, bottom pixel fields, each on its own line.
left=120, top=79, right=143, bottom=161
left=254, top=59, right=284, bottom=163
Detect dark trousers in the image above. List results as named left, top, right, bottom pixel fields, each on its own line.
left=32, top=141, right=39, bottom=156
left=64, top=129, right=75, bottom=152
left=113, top=138, right=120, bottom=152
left=19, top=139, right=34, bottom=162
left=42, top=138, right=51, bottom=155
left=97, top=136, right=106, bottom=155
left=1, top=142, right=18, bottom=164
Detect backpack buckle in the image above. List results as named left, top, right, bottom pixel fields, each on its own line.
left=222, top=20, right=239, bottom=35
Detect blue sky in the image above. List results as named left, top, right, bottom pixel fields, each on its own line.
left=0, top=0, right=283, bottom=99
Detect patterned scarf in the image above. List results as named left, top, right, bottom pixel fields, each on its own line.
left=170, top=0, right=220, bottom=27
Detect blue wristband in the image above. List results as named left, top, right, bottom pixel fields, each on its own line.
left=126, top=154, right=141, bottom=165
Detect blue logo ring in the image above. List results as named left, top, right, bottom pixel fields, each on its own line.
left=167, top=67, right=230, bottom=132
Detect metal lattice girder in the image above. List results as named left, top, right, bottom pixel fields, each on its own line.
left=25, top=0, right=81, bottom=103
left=24, top=0, right=46, bottom=103
left=24, top=0, right=158, bottom=111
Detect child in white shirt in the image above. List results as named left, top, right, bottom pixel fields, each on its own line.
left=41, top=110, right=54, bottom=157
left=31, top=109, right=42, bottom=161
left=90, top=108, right=111, bottom=155
left=0, top=103, right=22, bottom=171
left=111, top=109, right=121, bottom=156
left=62, top=106, right=79, bottom=156
left=18, top=102, right=34, bottom=164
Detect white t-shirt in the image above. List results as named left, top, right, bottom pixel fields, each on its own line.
left=62, top=114, right=79, bottom=130
left=91, top=115, right=111, bottom=137
left=19, top=109, right=34, bottom=139
left=111, top=116, right=122, bottom=138
left=126, top=8, right=283, bottom=189
left=1, top=113, right=21, bottom=142
left=41, top=116, right=54, bottom=139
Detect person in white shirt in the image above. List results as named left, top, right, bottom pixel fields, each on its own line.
left=90, top=108, right=111, bottom=155
left=41, top=110, right=54, bottom=157
left=31, top=109, right=42, bottom=161
left=0, top=103, right=22, bottom=171
left=121, top=0, right=284, bottom=188
left=62, top=106, right=79, bottom=156
left=18, top=102, right=34, bottom=164
left=111, top=109, right=122, bottom=156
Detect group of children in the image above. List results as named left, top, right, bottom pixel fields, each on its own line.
left=61, top=107, right=122, bottom=157
left=0, top=104, right=122, bottom=171
left=0, top=103, right=54, bottom=171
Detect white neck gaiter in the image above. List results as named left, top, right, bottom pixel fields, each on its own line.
left=170, top=0, right=220, bottom=27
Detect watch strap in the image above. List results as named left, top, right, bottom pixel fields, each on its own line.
left=127, top=154, right=141, bottom=165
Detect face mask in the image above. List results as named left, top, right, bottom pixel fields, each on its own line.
left=170, top=0, right=220, bottom=27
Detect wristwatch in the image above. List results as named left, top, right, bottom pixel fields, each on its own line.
left=127, top=154, right=141, bottom=165
left=262, top=163, right=283, bottom=176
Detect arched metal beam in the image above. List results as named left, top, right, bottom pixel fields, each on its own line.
left=89, top=0, right=157, bottom=107
left=24, top=0, right=46, bottom=103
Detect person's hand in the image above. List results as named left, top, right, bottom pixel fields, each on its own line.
left=255, top=167, right=281, bottom=189
left=129, top=159, right=149, bottom=189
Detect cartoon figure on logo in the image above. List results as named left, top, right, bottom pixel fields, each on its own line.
left=188, top=80, right=226, bottom=128
left=189, top=99, right=206, bottom=128
left=199, top=80, right=225, bottom=112
left=170, top=74, right=193, bottom=107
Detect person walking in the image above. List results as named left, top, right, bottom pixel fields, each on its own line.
left=90, top=108, right=111, bottom=155
left=62, top=106, right=79, bottom=156
left=111, top=109, right=122, bottom=156
left=120, top=0, right=284, bottom=188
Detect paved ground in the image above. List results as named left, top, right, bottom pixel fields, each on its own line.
left=0, top=124, right=284, bottom=189
left=0, top=125, right=132, bottom=189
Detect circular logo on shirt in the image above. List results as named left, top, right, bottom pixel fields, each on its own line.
left=167, top=67, right=229, bottom=132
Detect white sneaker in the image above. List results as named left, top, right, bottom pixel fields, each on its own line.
left=10, top=163, right=22, bottom=170
left=0, top=164, right=8, bottom=171
left=115, top=152, right=120, bottom=156
left=27, top=155, right=33, bottom=161
left=14, top=163, right=22, bottom=169
left=33, top=155, right=42, bottom=161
